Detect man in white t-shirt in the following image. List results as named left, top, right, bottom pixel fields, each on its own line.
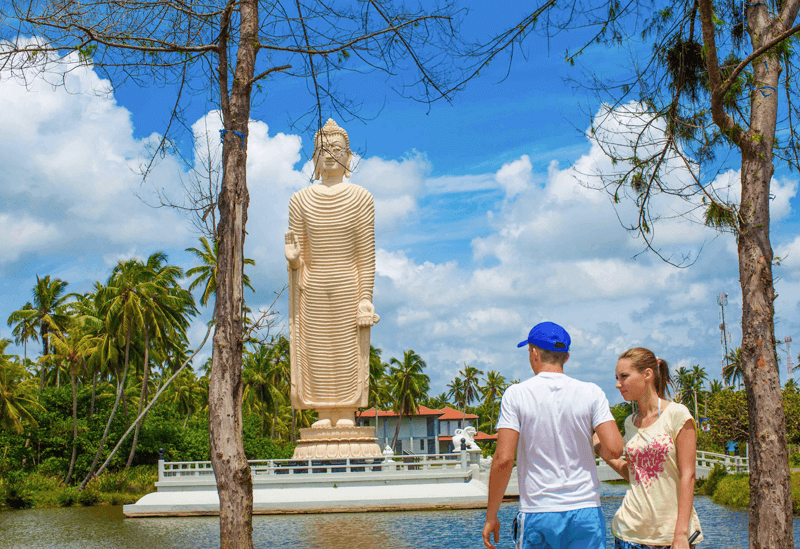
left=482, top=321, right=624, bottom=549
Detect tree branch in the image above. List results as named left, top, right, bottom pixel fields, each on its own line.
left=720, top=23, right=800, bottom=98
left=697, top=0, right=746, bottom=148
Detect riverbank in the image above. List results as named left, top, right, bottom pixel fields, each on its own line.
left=0, top=467, right=156, bottom=510
left=708, top=471, right=800, bottom=514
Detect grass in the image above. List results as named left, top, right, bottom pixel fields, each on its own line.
left=0, top=466, right=157, bottom=511
left=711, top=472, right=800, bottom=515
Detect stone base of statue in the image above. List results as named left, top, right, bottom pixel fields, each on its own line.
left=293, top=426, right=382, bottom=459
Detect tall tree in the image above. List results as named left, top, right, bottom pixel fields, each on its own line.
left=126, top=253, right=197, bottom=468
left=458, top=364, right=484, bottom=424
left=48, top=327, right=95, bottom=484
left=389, top=350, right=430, bottom=450
left=481, top=370, right=507, bottom=431
left=7, top=275, right=71, bottom=389
left=80, top=257, right=152, bottom=489
left=0, top=339, right=44, bottom=434
left=186, top=237, right=256, bottom=308
left=502, top=0, right=800, bottom=542
left=7, top=302, right=39, bottom=363
left=724, top=347, right=745, bottom=388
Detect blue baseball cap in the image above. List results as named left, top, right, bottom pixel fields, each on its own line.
left=517, top=322, right=571, bottom=352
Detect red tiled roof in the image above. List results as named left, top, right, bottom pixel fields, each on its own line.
left=439, top=430, right=498, bottom=441
left=436, top=406, right=479, bottom=420
left=356, top=405, right=443, bottom=418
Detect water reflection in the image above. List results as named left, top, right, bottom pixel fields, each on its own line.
left=0, top=484, right=797, bottom=549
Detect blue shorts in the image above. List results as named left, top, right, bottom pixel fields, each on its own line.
left=613, top=538, right=695, bottom=549
left=512, top=507, right=605, bottom=549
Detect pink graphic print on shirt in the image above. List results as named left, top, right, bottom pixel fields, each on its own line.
left=626, top=434, right=672, bottom=489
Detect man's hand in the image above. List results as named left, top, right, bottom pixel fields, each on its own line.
left=482, top=516, right=500, bottom=549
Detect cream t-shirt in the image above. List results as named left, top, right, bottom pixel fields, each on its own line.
left=611, top=401, right=703, bottom=545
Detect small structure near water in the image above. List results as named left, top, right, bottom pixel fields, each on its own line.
left=124, top=446, right=498, bottom=517
left=123, top=448, right=747, bottom=517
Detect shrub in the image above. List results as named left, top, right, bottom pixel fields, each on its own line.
left=701, top=463, right=728, bottom=496
left=76, top=487, right=100, bottom=506
left=0, top=475, right=34, bottom=510
left=105, top=492, right=139, bottom=506
left=57, top=488, right=79, bottom=507
left=87, top=466, right=157, bottom=494
left=792, top=472, right=800, bottom=515
left=712, top=474, right=750, bottom=509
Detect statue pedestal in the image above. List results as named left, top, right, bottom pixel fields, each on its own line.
left=293, top=426, right=382, bottom=459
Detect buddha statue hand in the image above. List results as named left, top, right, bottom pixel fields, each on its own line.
left=356, top=299, right=379, bottom=327
left=284, top=231, right=301, bottom=267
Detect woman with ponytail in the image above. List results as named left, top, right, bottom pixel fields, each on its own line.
left=595, top=347, right=703, bottom=549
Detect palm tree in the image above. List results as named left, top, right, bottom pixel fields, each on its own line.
left=446, top=377, right=465, bottom=411
left=709, top=379, right=725, bottom=394
left=723, top=347, right=744, bottom=388
left=127, top=253, right=197, bottom=468
left=481, top=370, right=507, bottom=431
left=243, top=344, right=284, bottom=436
left=186, top=236, right=255, bottom=307
left=7, top=302, right=39, bottom=362
left=169, top=368, right=205, bottom=427
left=389, top=350, right=430, bottom=450
left=0, top=339, right=44, bottom=434
left=80, top=257, right=156, bottom=488
left=423, top=392, right=450, bottom=410
left=368, top=345, right=391, bottom=432
left=49, top=328, right=96, bottom=484
left=459, top=364, right=484, bottom=426
left=7, top=275, right=71, bottom=389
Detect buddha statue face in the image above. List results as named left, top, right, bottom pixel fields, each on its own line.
left=313, top=119, right=352, bottom=181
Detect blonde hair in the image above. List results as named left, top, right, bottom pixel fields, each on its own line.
left=618, top=347, right=672, bottom=399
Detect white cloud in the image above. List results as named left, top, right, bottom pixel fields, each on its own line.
left=495, top=155, right=532, bottom=198
left=0, top=213, right=59, bottom=263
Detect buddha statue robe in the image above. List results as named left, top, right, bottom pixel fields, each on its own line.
left=286, top=181, right=376, bottom=410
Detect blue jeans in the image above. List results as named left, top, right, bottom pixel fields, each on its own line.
left=512, top=507, right=605, bottom=549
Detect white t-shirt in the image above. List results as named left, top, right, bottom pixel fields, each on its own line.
left=496, top=372, right=615, bottom=513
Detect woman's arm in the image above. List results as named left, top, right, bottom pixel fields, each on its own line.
left=671, top=419, right=697, bottom=549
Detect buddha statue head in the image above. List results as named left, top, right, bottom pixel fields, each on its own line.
left=313, top=118, right=352, bottom=181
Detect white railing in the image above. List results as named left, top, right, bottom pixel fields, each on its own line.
left=595, top=450, right=749, bottom=475
left=695, top=450, right=749, bottom=473
left=158, top=450, right=482, bottom=483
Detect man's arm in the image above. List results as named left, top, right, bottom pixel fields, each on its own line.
left=482, top=428, right=518, bottom=549
left=594, top=419, right=624, bottom=460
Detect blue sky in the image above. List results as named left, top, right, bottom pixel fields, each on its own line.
left=1, top=4, right=799, bottom=405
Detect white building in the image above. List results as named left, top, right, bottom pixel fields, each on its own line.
left=356, top=406, right=498, bottom=454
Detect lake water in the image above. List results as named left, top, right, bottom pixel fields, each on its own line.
left=1, top=484, right=798, bottom=548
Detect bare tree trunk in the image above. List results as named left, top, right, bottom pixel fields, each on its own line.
left=64, top=369, right=78, bottom=485
left=39, top=324, right=50, bottom=392
left=90, top=369, right=97, bottom=420
left=126, top=331, right=150, bottom=469
left=698, top=1, right=796, bottom=544
left=739, top=150, right=793, bottom=549
left=207, top=3, right=256, bottom=547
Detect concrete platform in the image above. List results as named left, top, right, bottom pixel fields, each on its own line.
left=124, top=452, right=492, bottom=517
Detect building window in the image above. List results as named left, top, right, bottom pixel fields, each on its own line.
left=420, top=439, right=424, bottom=451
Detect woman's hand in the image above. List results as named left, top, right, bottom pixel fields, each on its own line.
left=670, top=532, right=690, bottom=549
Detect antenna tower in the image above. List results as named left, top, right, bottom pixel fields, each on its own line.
left=784, top=336, right=793, bottom=377
left=717, top=293, right=731, bottom=380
